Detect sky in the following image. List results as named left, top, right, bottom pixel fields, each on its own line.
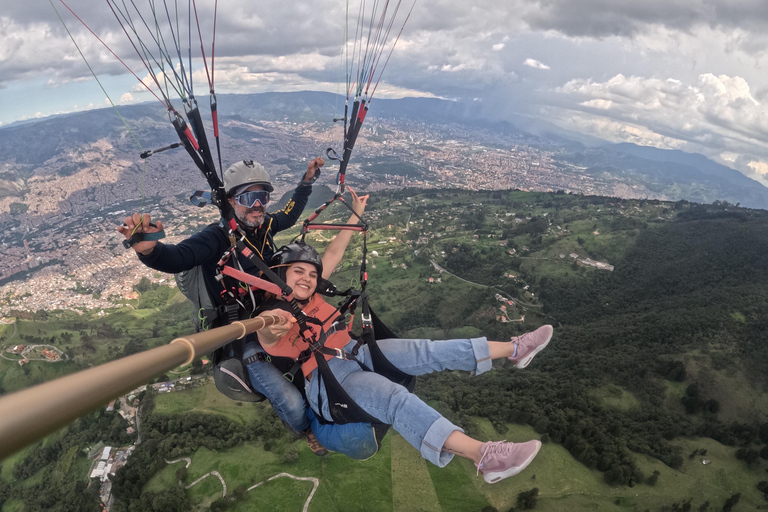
left=2, top=0, right=768, bottom=184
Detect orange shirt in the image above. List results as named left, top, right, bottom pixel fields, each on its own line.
left=262, top=294, right=351, bottom=376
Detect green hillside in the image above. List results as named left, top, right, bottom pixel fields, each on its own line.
left=2, top=190, right=768, bottom=511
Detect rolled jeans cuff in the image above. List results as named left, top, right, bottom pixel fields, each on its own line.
left=420, top=416, right=464, bottom=468
left=471, top=336, right=492, bottom=375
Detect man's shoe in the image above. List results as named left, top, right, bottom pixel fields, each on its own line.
left=508, top=325, right=553, bottom=369
left=305, top=430, right=328, bottom=457
left=475, top=440, right=541, bottom=484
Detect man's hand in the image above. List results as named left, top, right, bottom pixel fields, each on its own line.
left=348, top=186, right=369, bottom=216
left=118, top=213, right=164, bottom=256
left=255, top=310, right=295, bottom=347
left=303, top=157, right=325, bottom=183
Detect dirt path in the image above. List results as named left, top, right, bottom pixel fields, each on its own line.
left=185, top=471, right=227, bottom=496
left=165, top=460, right=319, bottom=511
left=248, top=473, right=319, bottom=512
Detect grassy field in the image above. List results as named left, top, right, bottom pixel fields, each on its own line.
left=154, top=380, right=264, bottom=425
left=133, top=411, right=768, bottom=512
left=0, top=295, right=194, bottom=393
left=390, top=433, right=443, bottom=512
left=589, top=384, right=642, bottom=413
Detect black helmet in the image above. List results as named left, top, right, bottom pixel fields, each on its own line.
left=270, top=243, right=323, bottom=293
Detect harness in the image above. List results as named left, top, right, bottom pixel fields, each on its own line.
left=176, top=220, right=281, bottom=403
left=256, top=279, right=415, bottom=435
left=313, top=296, right=416, bottom=428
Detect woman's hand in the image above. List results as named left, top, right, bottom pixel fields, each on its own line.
left=348, top=186, right=369, bottom=217
left=254, top=310, right=295, bottom=347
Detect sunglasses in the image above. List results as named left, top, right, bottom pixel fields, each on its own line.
left=235, top=190, right=270, bottom=208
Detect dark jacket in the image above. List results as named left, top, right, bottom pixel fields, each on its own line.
left=138, top=181, right=312, bottom=303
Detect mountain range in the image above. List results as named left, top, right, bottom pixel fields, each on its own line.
left=2, top=91, right=768, bottom=216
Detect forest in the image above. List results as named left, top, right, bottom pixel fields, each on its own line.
left=400, top=196, right=768, bottom=486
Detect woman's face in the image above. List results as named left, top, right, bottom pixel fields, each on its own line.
left=286, top=262, right=318, bottom=300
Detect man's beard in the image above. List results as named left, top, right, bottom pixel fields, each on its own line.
left=236, top=208, right=264, bottom=229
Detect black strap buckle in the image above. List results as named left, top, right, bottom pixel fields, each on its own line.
left=122, top=223, right=166, bottom=249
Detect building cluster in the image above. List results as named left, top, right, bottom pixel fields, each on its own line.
left=84, top=375, right=203, bottom=510
left=89, top=443, right=135, bottom=509
left=0, top=197, right=220, bottom=315
left=40, top=348, right=59, bottom=360
left=568, top=253, right=614, bottom=271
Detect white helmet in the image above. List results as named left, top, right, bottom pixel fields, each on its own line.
left=223, top=160, right=274, bottom=195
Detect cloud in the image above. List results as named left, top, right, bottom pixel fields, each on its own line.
left=748, top=160, right=768, bottom=175
left=581, top=98, right=612, bottom=109
left=551, top=72, right=768, bottom=172
left=523, top=58, right=550, bottom=70
left=519, top=0, right=768, bottom=40
left=120, top=92, right=134, bottom=103
left=4, top=0, right=768, bottom=182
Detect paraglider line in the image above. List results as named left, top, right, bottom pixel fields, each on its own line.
left=51, top=0, right=151, bottom=211
left=191, top=0, right=213, bottom=90
left=57, top=0, right=167, bottom=107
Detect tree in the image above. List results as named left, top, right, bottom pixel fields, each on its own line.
left=703, top=399, right=720, bottom=415
left=722, top=493, right=740, bottom=512
left=191, top=358, right=204, bottom=375
left=516, top=488, right=539, bottom=510
left=134, top=277, right=155, bottom=293
left=283, top=445, right=299, bottom=463
left=759, top=422, right=768, bottom=443
left=9, top=202, right=29, bottom=215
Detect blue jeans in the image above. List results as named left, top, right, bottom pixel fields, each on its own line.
left=243, top=341, right=310, bottom=433
left=308, top=409, right=381, bottom=460
left=305, top=337, right=491, bottom=467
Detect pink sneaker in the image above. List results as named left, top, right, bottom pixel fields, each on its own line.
left=508, top=325, right=553, bottom=369
left=475, top=440, right=542, bottom=484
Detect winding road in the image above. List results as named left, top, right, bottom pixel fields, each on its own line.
left=165, top=459, right=319, bottom=512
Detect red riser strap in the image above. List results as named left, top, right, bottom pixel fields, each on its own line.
left=184, top=126, right=200, bottom=151
left=304, top=224, right=365, bottom=232
left=220, top=266, right=286, bottom=297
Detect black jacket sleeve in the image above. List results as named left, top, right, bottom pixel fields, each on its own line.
left=267, top=181, right=313, bottom=234
left=137, top=224, right=228, bottom=273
